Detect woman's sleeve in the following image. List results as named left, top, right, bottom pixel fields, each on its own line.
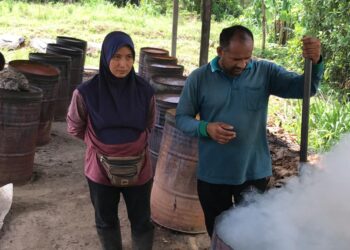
left=66, top=89, right=88, bottom=140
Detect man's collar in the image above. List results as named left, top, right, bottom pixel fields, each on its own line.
left=210, top=56, right=252, bottom=73
left=210, top=56, right=222, bottom=72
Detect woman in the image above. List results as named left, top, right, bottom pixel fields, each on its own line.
left=67, top=31, right=155, bottom=250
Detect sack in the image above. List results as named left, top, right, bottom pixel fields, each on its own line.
left=98, top=150, right=145, bottom=187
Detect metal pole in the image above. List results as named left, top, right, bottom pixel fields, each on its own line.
left=300, top=58, right=312, bottom=162
left=199, top=0, right=211, bottom=66
left=171, top=0, right=179, bottom=57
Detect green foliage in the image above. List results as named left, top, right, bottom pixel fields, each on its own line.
left=138, top=0, right=171, bottom=15
left=181, top=0, right=201, bottom=13
left=269, top=86, right=350, bottom=152
left=303, top=0, right=350, bottom=86
left=140, top=0, right=242, bottom=21
left=109, top=0, right=140, bottom=6
left=211, top=0, right=243, bottom=21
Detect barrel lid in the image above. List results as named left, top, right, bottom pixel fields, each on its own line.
left=29, top=53, right=71, bottom=63
left=47, top=43, right=84, bottom=55
left=140, top=47, right=169, bottom=54
left=156, top=94, right=180, bottom=104
left=152, top=75, right=186, bottom=87
left=146, top=55, right=177, bottom=61
left=56, top=36, right=87, bottom=45
left=151, top=55, right=176, bottom=60
left=150, top=63, right=184, bottom=69
left=9, top=60, right=59, bottom=77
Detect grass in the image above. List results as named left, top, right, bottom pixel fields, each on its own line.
left=268, top=85, right=350, bottom=152
left=1, top=0, right=349, bottom=152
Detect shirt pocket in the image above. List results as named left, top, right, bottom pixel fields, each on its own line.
left=244, top=86, right=266, bottom=111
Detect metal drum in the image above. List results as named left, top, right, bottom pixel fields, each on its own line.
left=144, top=63, right=184, bottom=82
left=149, top=94, right=179, bottom=172
left=150, top=75, right=186, bottom=94
left=0, top=86, right=42, bottom=185
left=29, top=53, right=71, bottom=121
left=46, top=43, right=84, bottom=100
left=56, top=36, right=87, bottom=70
left=9, top=60, right=59, bottom=146
left=145, top=54, right=177, bottom=66
left=138, top=47, right=169, bottom=78
left=150, top=109, right=206, bottom=233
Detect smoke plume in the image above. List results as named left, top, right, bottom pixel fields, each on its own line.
left=215, top=134, right=350, bottom=250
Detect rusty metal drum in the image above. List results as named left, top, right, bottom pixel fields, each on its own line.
left=29, top=52, right=72, bottom=121
left=144, top=54, right=177, bottom=66
left=0, top=86, right=42, bottom=185
left=46, top=43, right=84, bottom=100
left=144, top=63, right=184, bottom=82
left=56, top=36, right=87, bottom=67
left=138, top=47, right=169, bottom=78
left=150, top=109, right=206, bottom=233
left=9, top=60, right=59, bottom=146
left=149, top=94, right=179, bottom=172
left=150, top=75, right=186, bottom=94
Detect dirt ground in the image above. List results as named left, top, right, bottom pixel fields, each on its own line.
left=0, top=121, right=211, bottom=250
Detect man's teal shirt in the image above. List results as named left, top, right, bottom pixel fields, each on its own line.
left=175, top=56, right=324, bottom=185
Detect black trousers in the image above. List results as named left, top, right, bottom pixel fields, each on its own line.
left=197, top=178, right=269, bottom=237
left=87, top=178, right=154, bottom=249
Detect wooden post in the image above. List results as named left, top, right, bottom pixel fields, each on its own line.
left=300, top=58, right=313, bottom=162
left=199, top=0, right=211, bottom=66
left=171, top=0, right=179, bottom=57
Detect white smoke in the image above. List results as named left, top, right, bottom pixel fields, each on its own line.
left=215, top=133, right=350, bottom=250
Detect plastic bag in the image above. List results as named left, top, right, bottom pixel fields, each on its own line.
left=0, top=183, right=13, bottom=229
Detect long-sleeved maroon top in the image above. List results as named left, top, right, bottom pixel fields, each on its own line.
left=67, top=89, right=155, bottom=186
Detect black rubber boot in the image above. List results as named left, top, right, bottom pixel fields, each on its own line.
left=131, top=227, right=154, bottom=250
left=97, top=227, right=123, bottom=250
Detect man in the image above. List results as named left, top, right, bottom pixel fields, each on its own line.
left=175, top=25, right=323, bottom=237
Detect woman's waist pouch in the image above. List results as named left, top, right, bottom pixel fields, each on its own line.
left=97, top=150, right=145, bottom=186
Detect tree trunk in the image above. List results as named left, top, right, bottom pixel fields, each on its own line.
left=199, top=0, right=212, bottom=66
left=278, top=21, right=288, bottom=45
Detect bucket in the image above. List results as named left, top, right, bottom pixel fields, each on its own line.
left=46, top=43, right=84, bottom=100
left=150, top=75, right=186, bottom=94
left=56, top=36, right=87, bottom=69
left=150, top=109, right=206, bottom=233
left=145, top=63, right=184, bottom=82
left=9, top=60, right=59, bottom=146
left=149, top=94, right=179, bottom=172
left=138, top=47, right=169, bottom=78
left=0, top=86, right=42, bottom=185
left=29, top=53, right=72, bottom=121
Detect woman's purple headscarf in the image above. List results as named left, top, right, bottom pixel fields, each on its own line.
left=78, top=31, right=154, bottom=145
